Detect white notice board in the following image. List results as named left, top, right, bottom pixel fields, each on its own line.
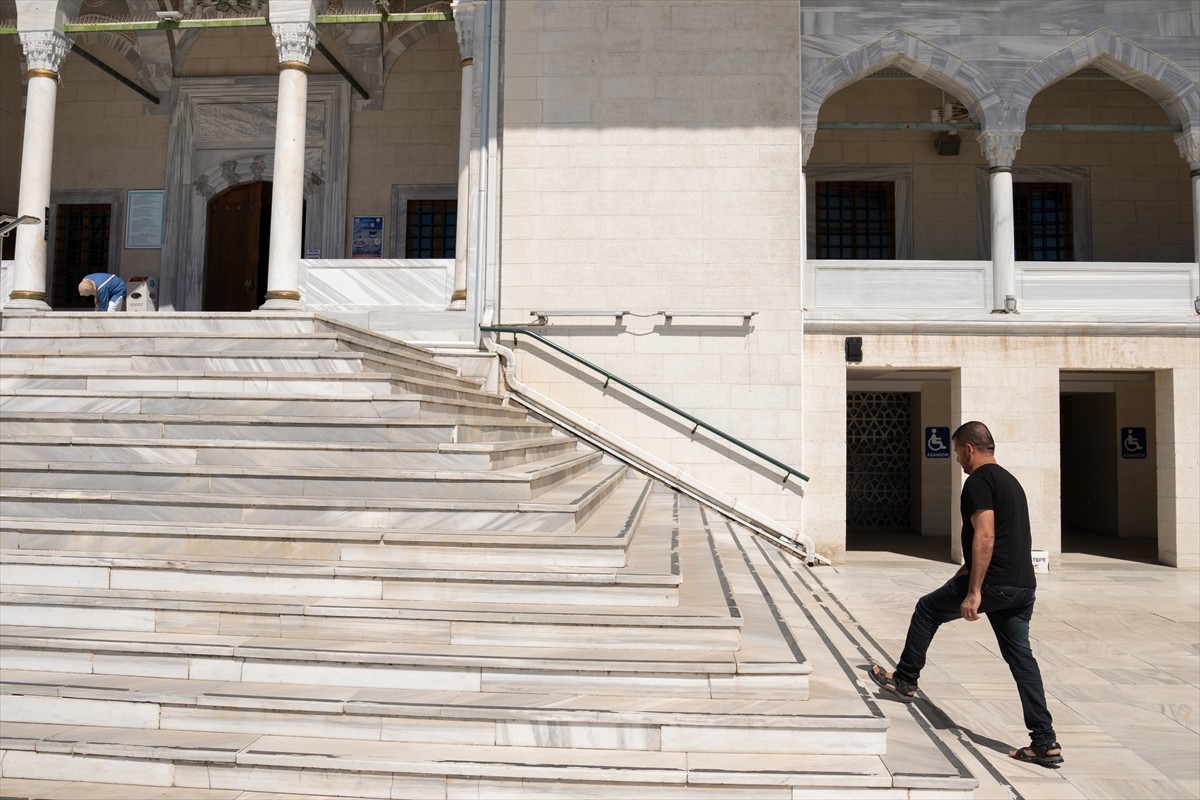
left=126, top=190, right=165, bottom=249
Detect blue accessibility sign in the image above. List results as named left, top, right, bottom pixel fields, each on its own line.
left=1121, top=427, right=1147, bottom=459
left=925, top=427, right=950, bottom=458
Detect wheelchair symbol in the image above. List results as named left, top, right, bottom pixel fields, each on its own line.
left=1123, top=429, right=1144, bottom=453
left=927, top=430, right=947, bottom=452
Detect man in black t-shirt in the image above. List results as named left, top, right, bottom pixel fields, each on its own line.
left=869, top=421, right=1063, bottom=767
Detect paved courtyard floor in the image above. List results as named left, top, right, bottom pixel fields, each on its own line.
left=824, top=534, right=1200, bottom=800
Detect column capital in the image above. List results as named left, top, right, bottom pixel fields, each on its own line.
left=801, top=127, right=816, bottom=166
left=19, top=30, right=72, bottom=76
left=271, top=21, right=317, bottom=67
left=1174, top=129, right=1200, bottom=171
left=451, top=0, right=480, bottom=64
left=976, top=129, right=1023, bottom=168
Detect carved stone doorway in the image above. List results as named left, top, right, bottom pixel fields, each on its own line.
left=203, top=182, right=272, bottom=312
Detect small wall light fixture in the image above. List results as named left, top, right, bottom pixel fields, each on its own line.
left=845, top=336, right=863, bottom=364
left=934, top=131, right=960, bottom=156
left=155, top=10, right=183, bottom=20
left=1193, top=296, right=1200, bottom=314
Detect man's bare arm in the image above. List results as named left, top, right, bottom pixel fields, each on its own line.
left=961, top=509, right=994, bottom=621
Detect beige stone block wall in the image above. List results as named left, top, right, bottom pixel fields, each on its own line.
left=501, top=0, right=807, bottom=547
left=178, top=27, right=285, bottom=78
left=919, top=381, right=953, bottom=538
left=1117, top=380, right=1158, bottom=539
left=346, top=31, right=460, bottom=257
left=804, top=332, right=1199, bottom=566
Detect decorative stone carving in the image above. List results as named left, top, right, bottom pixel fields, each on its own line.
left=193, top=174, right=216, bottom=200
left=251, top=155, right=267, bottom=181
left=272, top=21, right=317, bottom=66
left=221, top=159, right=240, bottom=185
left=801, top=128, right=816, bottom=166
left=304, top=171, right=326, bottom=197
left=1175, top=130, right=1200, bottom=171
left=451, top=0, right=477, bottom=62
left=976, top=129, right=1022, bottom=168
left=19, top=30, right=71, bottom=74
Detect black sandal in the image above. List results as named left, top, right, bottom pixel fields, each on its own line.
left=1010, top=741, right=1064, bottom=767
left=868, top=664, right=918, bottom=700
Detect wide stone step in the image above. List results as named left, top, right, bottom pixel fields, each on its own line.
left=0, top=434, right=581, bottom=471
left=0, top=449, right=604, bottom=502
left=0, top=588, right=742, bottom=649
left=0, top=462, right=627, bottom=532
left=0, top=332, right=469, bottom=383
left=0, top=369, right=397, bottom=395
left=0, top=670, right=886, bottom=755
left=0, top=627, right=810, bottom=699
left=0, top=310, right=326, bottom=335
left=0, top=777, right=329, bottom=800
left=0, top=473, right=652, bottom=568
left=1, top=407, right=556, bottom=441
left=0, top=723, right=953, bottom=799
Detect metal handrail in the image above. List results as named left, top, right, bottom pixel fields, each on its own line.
left=481, top=325, right=809, bottom=484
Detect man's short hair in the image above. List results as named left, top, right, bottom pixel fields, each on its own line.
left=952, top=421, right=995, bottom=452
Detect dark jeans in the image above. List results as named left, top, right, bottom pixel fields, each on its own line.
left=894, top=575, right=1057, bottom=746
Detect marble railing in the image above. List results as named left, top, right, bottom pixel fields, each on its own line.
left=806, top=258, right=1199, bottom=315
left=300, top=258, right=453, bottom=309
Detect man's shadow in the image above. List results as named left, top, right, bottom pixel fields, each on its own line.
left=860, top=664, right=1049, bottom=764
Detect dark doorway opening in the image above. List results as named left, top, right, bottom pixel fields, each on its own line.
left=204, top=182, right=272, bottom=312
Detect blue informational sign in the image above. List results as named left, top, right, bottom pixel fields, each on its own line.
left=925, top=426, right=950, bottom=458
left=1121, top=427, right=1147, bottom=459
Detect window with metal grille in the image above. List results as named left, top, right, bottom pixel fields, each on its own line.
left=52, top=204, right=111, bottom=309
left=1014, top=182, right=1073, bottom=261
left=814, top=181, right=895, bottom=259
left=405, top=200, right=456, bottom=258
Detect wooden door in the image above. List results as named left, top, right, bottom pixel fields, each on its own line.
left=203, top=182, right=271, bottom=311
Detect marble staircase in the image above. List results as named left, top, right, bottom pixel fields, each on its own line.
left=0, top=312, right=976, bottom=799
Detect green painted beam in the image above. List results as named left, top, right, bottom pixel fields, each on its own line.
left=0, top=11, right=451, bottom=35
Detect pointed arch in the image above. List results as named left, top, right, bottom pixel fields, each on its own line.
left=381, top=19, right=455, bottom=84
left=1008, top=28, right=1199, bottom=132
left=802, top=29, right=1001, bottom=131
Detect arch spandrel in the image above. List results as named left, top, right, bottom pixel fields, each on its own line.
left=1007, top=28, right=1199, bottom=133
left=802, top=29, right=1002, bottom=133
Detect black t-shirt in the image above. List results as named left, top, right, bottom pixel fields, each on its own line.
left=961, top=463, right=1036, bottom=588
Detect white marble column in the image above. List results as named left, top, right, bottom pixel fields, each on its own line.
left=261, top=20, right=317, bottom=309
left=450, top=0, right=478, bottom=311
left=1175, top=131, right=1200, bottom=268
left=978, top=130, right=1022, bottom=313
left=8, top=30, right=71, bottom=310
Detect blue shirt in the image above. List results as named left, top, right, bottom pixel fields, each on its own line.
left=85, top=273, right=126, bottom=309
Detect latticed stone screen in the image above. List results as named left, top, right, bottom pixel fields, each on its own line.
left=846, top=391, right=912, bottom=529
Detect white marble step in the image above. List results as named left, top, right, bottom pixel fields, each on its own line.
left=0, top=434, right=581, bottom=471
left=0, top=587, right=741, bottom=649
left=2, top=406, right=555, bottom=440
left=0, top=449, right=604, bottom=502
left=0, top=310, right=326, bottom=334
left=0, top=627, right=810, bottom=699
left=0, top=369, right=398, bottom=396
left=0, top=474, right=651, bottom=568
left=0, top=461, right=628, bottom=532
left=0, top=777, right=337, bottom=800
left=0, top=722, right=948, bottom=798
left=0, top=670, right=886, bottom=755
left=0, top=386, right=531, bottom=421
left=0, top=331, right=467, bottom=382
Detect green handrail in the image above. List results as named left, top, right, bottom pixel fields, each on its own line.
left=481, top=325, right=810, bottom=484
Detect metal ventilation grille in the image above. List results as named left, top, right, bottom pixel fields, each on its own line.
left=846, top=391, right=912, bottom=530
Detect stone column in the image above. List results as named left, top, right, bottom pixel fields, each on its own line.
left=1175, top=131, right=1200, bottom=268
left=450, top=0, right=478, bottom=311
left=261, top=19, right=317, bottom=309
left=977, top=130, right=1022, bottom=313
left=8, top=30, right=71, bottom=310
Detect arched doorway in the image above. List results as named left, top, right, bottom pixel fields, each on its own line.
left=203, top=182, right=272, bottom=311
